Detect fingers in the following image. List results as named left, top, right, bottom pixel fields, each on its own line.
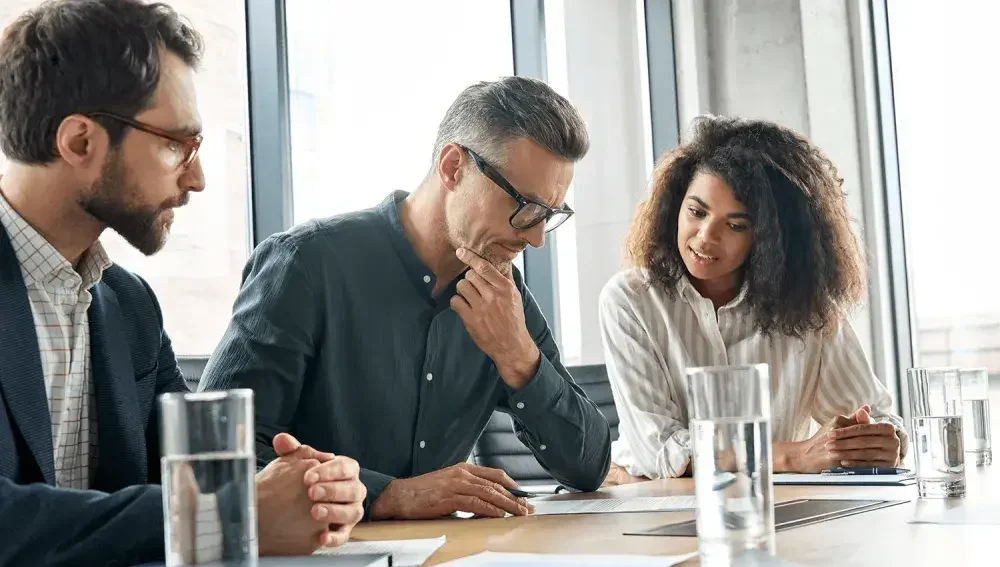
left=458, top=473, right=534, bottom=513
left=829, top=447, right=898, bottom=463
left=271, top=434, right=337, bottom=464
left=455, top=279, right=483, bottom=307
left=317, top=524, right=352, bottom=548
left=310, top=480, right=367, bottom=504
left=455, top=481, right=532, bottom=517
left=311, top=501, right=365, bottom=526
left=450, top=294, right=471, bottom=316
left=837, top=459, right=899, bottom=468
left=830, top=415, right=855, bottom=429
left=456, top=248, right=506, bottom=287
left=463, top=269, right=493, bottom=297
left=826, top=435, right=899, bottom=452
left=458, top=463, right=520, bottom=490
left=305, top=456, right=361, bottom=484
left=827, top=423, right=897, bottom=440
left=853, top=405, right=872, bottom=424
left=272, top=432, right=301, bottom=456
left=447, top=493, right=508, bottom=518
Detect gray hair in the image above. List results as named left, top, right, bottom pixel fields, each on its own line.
left=431, top=76, right=589, bottom=168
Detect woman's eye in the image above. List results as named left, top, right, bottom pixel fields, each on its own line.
left=167, top=141, right=181, bottom=152
left=688, top=207, right=707, bottom=219
left=729, top=223, right=749, bottom=232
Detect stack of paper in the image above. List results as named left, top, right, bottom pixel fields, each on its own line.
left=531, top=496, right=697, bottom=515
left=436, top=551, right=698, bottom=566
left=314, top=536, right=446, bottom=567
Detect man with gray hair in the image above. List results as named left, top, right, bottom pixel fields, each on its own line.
left=200, top=76, right=612, bottom=520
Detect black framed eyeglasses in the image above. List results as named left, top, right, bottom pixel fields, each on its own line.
left=87, top=111, right=203, bottom=170
left=462, top=146, right=574, bottom=233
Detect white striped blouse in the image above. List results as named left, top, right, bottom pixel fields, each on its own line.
left=598, top=268, right=906, bottom=479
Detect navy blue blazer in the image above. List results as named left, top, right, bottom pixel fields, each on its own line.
left=0, top=226, right=187, bottom=567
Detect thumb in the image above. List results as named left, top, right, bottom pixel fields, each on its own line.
left=272, top=432, right=301, bottom=457
left=854, top=405, right=872, bottom=424
left=830, top=414, right=854, bottom=429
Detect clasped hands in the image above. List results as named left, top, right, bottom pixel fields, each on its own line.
left=785, top=404, right=903, bottom=473
left=172, top=432, right=366, bottom=561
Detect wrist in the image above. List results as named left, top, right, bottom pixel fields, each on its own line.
left=369, top=480, right=398, bottom=520
left=496, top=343, right=541, bottom=389
left=772, top=441, right=798, bottom=472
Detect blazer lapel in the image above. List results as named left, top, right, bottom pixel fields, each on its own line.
left=90, top=281, right=148, bottom=490
left=0, top=228, right=55, bottom=484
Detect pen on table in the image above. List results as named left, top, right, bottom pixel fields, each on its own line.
left=820, top=467, right=910, bottom=476
left=507, top=487, right=540, bottom=498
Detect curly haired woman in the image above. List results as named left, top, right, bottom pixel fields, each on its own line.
left=599, top=116, right=907, bottom=484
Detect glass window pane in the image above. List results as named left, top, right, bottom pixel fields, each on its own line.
left=285, top=0, right=514, bottom=224
left=888, top=1, right=1000, bottom=370
left=0, top=0, right=251, bottom=357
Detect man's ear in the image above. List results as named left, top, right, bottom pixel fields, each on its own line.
left=437, top=143, right=466, bottom=191
left=54, top=114, right=108, bottom=169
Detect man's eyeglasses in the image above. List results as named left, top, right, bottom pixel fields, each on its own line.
left=462, top=146, right=574, bottom=233
left=87, top=111, right=203, bottom=170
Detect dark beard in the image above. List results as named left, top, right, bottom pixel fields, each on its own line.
left=78, top=153, right=177, bottom=256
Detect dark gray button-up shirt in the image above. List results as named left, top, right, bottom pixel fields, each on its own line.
left=200, top=191, right=612, bottom=515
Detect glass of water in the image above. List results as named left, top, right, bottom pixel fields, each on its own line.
left=907, top=368, right=966, bottom=498
left=959, top=368, right=992, bottom=466
left=160, top=389, right=257, bottom=565
left=686, top=364, right=774, bottom=565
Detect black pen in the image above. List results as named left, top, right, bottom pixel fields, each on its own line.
left=821, top=467, right=910, bottom=476
left=507, top=487, right=540, bottom=498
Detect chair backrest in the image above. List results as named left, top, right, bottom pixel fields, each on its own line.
left=472, top=364, right=619, bottom=485
left=179, top=357, right=208, bottom=392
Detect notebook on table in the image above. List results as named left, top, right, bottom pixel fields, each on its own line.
left=772, top=472, right=915, bottom=486
left=624, top=498, right=909, bottom=536
left=135, top=554, right=391, bottom=567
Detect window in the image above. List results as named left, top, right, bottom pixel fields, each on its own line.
left=284, top=0, right=514, bottom=224
left=888, top=1, right=1000, bottom=370
left=544, top=0, right=583, bottom=365
left=0, top=0, right=251, bottom=357
left=544, top=0, right=656, bottom=366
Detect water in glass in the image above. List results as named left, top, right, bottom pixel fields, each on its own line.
left=692, top=417, right=774, bottom=564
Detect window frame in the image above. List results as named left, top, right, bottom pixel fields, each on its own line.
left=870, top=0, right=916, bottom=421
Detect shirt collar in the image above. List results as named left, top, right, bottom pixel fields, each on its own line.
left=0, top=191, right=111, bottom=291
left=676, top=273, right=749, bottom=311
left=378, top=190, right=443, bottom=301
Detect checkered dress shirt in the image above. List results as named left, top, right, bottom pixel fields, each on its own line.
left=0, top=193, right=110, bottom=489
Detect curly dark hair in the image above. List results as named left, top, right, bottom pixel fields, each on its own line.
left=626, top=115, right=866, bottom=338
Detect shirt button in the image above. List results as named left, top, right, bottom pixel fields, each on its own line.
left=419, top=440, right=426, bottom=449
left=426, top=373, right=433, bottom=381
left=423, top=275, right=431, bottom=283
left=540, top=445, right=547, bottom=451
left=516, top=402, right=525, bottom=410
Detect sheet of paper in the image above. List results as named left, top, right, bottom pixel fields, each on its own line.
left=314, top=536, right=446, bottom=567
left=772, top=473, right=914, bottom=485
left=531, top=496, right=696, bottom=515
left=909, top=506, right=1000, bottom=525
left=436, top=550, right=698, bottom=566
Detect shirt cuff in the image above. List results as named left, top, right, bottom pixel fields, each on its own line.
left=662, top=428, right=692, bottom=478
left=194, top=493, right=224, bottom=563
left=503, top=355, right=563, bottom=415
left=359, top=468, right=396, bottom=521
